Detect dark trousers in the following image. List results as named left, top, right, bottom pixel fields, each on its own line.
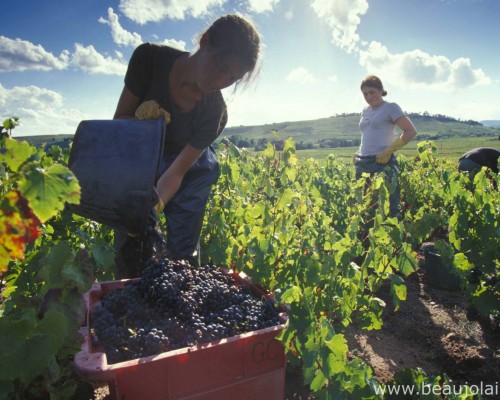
left=354, top=154, right=400, bottom=217
left=159, top=146, right=220, bottom=262
left=114, top=146, right=219, bottom=275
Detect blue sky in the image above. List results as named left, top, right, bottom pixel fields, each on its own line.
left=1, top=0, right=499, bottom=136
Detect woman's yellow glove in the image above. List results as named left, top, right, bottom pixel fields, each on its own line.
left=376, top=137, right=405, bottom=164
left=135, top=100, right=171, bottom=125
left=153, top=197, right=165, bottom=214
left=152, top=187, right=165, bottom=214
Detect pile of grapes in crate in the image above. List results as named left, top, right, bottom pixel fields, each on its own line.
left=91, top=258, right=282, bottom=364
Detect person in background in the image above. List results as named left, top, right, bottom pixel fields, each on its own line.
left=113, top=14, right=261, bottom=277
left=458, top=147, right=499, bottom=174
left=354, top=75, right=418, bottom=218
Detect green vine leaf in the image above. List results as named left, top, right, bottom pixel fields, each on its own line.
left=0, top=309, right=67, bottom=383
left=280, top=286, right=302, bottom=304
left=38, top=242, right=74, bottom=288
left=19, top=164, right=80, bottom=223
left=0, top=137, right=36, bottom=172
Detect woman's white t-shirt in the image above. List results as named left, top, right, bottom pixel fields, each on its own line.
left=357, top=101, right=405, bottom=156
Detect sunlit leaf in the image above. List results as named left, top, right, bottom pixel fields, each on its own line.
left=310, top=369, right=327, bottom=391
left=0, top=137, right=35, bottom=172
left=19, top=164, right=80, bottom=222
left=324, top=334, right=347, bottom=359
left=280, top=286, right=302, bottom=304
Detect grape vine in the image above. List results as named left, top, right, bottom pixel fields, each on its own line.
left=1, top=120, right=496, bottom=399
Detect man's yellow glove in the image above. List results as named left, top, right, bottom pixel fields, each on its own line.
left=376, top=137, right=405, bottom=164
left=135, top=100, right=171, bottom=125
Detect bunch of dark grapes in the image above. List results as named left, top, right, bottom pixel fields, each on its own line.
left=91, top=258, right=282, bottom=364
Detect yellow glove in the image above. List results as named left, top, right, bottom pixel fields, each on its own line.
left=153, top=187, right=165, bottom=214
left=135, top=100, right=171, bottom=125
left=153, top=197, right=165, bottom=214
left=376, top=137, right=405, bottom=164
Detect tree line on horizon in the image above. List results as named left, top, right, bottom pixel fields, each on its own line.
left=334, top=111, right=483, bottom=126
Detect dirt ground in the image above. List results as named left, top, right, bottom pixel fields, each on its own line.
left=282, top=253, right=500, bottom=400
left=345, top=270, right=499, bottom=387
left=91, top=258, right=499, bottom=400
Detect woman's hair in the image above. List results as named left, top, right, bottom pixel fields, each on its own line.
left=202, top=14, right=261, bottom=86
left=360, top=75, right=388, bottom=96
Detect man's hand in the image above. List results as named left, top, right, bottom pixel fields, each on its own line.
left=376, top=137, right=405, bottom=164
left=135, top=100, right=171, bottom=125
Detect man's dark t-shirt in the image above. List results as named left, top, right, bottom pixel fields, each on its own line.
left=125, top=43, right=228, bottom=153
left=459, top=147, right=500, bottom=173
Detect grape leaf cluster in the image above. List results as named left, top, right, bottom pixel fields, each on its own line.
left=91, top=258, right=282, bottom=364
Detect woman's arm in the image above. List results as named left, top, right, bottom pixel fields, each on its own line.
left=155, top=144, right=205, bottom=208
left=395, top=115, right=417, bottom=144
left=376, top=115, right=418, bottom=164
left=113, top=86, right=141, bottom=119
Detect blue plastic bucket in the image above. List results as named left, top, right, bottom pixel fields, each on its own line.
left=68, top=119, right=166, bottom=235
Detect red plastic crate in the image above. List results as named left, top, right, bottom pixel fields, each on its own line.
left=75, top=272, right=287, bottom=400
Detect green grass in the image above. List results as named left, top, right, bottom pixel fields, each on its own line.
left=294, top=136, right=499, bottom=162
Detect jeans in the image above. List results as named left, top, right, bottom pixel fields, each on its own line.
left=114, top=146, right=220, bottom=275
left=159, top=146, right=220, bottom=263
left=355, top=154, right=400, bottom=217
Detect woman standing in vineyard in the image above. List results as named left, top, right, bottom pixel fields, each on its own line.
left=354, top=75, right=417, bottom=218
left=113, top=14, right=261, bottom=277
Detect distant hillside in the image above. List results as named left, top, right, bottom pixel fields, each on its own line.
left=18, top=113, right=499, bottom=152
left=16, top=134, right=73, bottom=150
left=481, top=120, right=500, bottom=128
left=221, top=112, right=500, bottom=151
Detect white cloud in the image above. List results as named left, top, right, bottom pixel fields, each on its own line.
left=70, top=44, right=128, bottom=75
left=119, top=0, right=226, bottom=24
left=158, top=38, right=187, bottom=50
left=0, top=35, right=128, bottom=76
left=248, top=0, right=280, bottom=13
left=358, top=41, right=492, bottom=90
left=450, top=57, right=489, bottom=87
left=311, top=0, right=368, bottom=53
left=98, top=7, right=143, bottom=48
left=285, top=67, right=317, bottom=84
left=99, top=7, right=187, bottom=50
left=452, top=101, right=500, bottom=122
left=0, top=84, right=83, bottom=136
left=0, top=35, right=69, bottom=72
left=151, top=33, right=187, bottom=50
